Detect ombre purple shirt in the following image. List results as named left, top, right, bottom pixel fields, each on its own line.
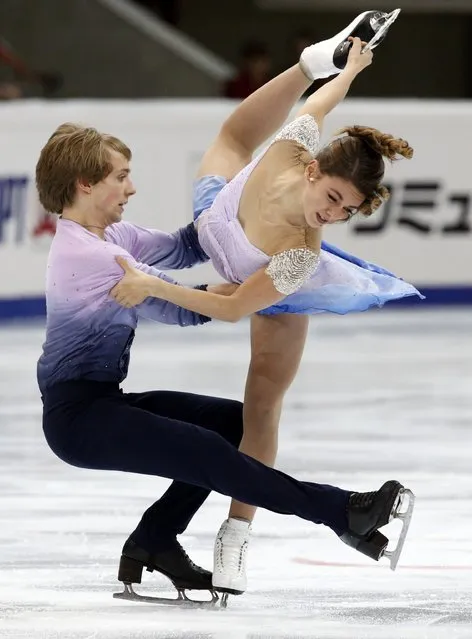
left=37, top=219, right=209, bottom=394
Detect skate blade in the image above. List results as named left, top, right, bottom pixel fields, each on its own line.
left=113, top=583, right=220, bottom=609
left=383, top=488, right=415, bottom=571
left=220, top=592, right=229, bottom=609
left=362, top=8, right=401, bottom=53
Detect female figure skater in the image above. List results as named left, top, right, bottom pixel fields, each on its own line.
left=110, top=18, right=419, bottom=597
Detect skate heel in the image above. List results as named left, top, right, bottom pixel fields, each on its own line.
left=118, top=554, right=144, bottom=584
left=357, top=530, right=389, bottom=561
left=340, top=529, right=388, bottom=560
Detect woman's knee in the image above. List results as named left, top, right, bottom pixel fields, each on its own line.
left=247, top=357, right=295, bottom=401
left=196, top=135, right=251, bottom=181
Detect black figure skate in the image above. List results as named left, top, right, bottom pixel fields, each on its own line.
left=341, top=480, right=415, bottom=570
left=113, top=538, right=220, bottom=608
left=300, top=9, right=401, bottom=80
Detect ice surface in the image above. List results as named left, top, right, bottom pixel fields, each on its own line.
left=1, top=309, right=471, bottom=638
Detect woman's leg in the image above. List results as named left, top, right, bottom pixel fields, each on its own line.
left=195, top=13, right=370, bottom=182
left=196, top=65, right=312, bottom=182
left=212, top=314, right=309, bottom=593
left=232, top=314, right=309, bottom=520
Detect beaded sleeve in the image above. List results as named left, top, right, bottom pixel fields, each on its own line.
left=272, top=114, right=320, bottom=157
left=265, top=247, right=320, bottom=295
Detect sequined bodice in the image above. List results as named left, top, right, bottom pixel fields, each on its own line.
left=197, top=115, right=321, bottom=287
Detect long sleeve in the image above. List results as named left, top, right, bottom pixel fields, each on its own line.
left=135, top=265, right=211, bottom=326
left=110, top=255, right=210, bottom=326
left=106, top=221, right=209, bottom=270
left=37, top=220, right=211, bottom=394
left=137, top=296, right=211, bottom=326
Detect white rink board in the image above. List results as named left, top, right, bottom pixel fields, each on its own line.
left=0, top=99, right=470, bottom=302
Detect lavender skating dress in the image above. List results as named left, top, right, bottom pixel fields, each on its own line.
left=193, top=115, right=423, bottom=315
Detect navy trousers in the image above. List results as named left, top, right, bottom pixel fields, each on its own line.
left=42, top=381, right=349, bottom=553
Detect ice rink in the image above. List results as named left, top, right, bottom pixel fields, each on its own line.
left=1, top=308, right=472, bottom=639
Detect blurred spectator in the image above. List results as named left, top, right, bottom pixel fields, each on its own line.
left=224, top=41, right=272, bottom=99
left=0, top=36, right=63, bottom=99
left=0, top=37, right=24, bottom=100
left=0, top=81, right=23, bottom=100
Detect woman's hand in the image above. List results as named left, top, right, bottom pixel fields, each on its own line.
left=345, top=37, right=373, bottom=75
left=110, top=256, right=158, bottom=307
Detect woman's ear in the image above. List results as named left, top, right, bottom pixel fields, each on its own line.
left=306, top=159, right=320, bottom=182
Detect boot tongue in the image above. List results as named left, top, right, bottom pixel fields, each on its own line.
left=350, top=491, right=376, bottom=509
left=227, top=517, right=251, bottom=532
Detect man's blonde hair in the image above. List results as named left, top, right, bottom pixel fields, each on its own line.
left=36, top=123, right=132, bottom=213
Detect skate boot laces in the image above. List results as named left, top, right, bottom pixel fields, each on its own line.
left=215, top=521, right=250, bottom=575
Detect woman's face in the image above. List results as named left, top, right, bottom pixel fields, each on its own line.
left=302, top=160, right=365, bottom=228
